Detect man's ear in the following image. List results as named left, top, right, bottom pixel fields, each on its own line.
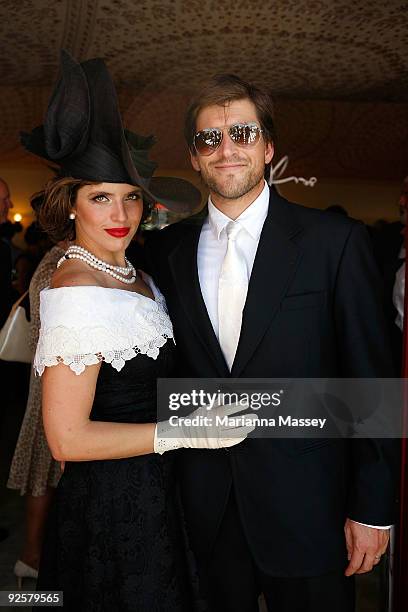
left=265, top=141, right=274, bottom=165
left=190, top=149, right=200, bottom=172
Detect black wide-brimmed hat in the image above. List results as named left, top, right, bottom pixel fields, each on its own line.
left=21, top=50, right=201, bottom=213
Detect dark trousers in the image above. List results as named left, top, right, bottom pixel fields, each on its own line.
left=198, top=493, right=355, bottom=612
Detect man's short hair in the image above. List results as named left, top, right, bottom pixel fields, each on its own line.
left=184, top=74, right=276, bottom=153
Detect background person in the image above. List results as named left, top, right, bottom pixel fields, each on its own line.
left=13, top=222, right=51, bottom=296
left=7, top=192, right=67, bottom=585
left=0, top=178, right=14, bottom=325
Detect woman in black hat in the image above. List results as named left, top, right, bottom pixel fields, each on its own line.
left=21, top=52, right=254, bottom=611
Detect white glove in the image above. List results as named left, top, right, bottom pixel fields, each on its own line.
left=154, top=401, right=257, bottom=454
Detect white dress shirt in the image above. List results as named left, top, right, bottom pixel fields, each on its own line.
left=197, top=180, right=269, bottom=341
left=197, top=180, right=390, bottom=531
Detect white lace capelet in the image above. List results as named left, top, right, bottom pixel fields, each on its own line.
left=34, top=275, right=174, bottom=376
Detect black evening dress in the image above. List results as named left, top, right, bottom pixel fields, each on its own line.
left=34, top=280, right=191, bottom=612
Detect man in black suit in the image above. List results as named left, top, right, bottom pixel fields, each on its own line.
left=146, top=75, right=398, bottom=611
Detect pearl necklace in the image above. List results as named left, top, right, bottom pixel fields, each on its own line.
left=57, top=245, right=137, bottom=284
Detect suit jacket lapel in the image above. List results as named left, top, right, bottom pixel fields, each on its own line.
left=168, top=214, right=229, bottom=377
left=231, top=191, right=303, bottom=377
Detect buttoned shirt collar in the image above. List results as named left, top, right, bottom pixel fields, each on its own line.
left=207, top=180, right=270, bottom=241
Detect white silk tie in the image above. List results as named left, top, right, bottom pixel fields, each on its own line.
left=218, top=221, right=248, bottom=370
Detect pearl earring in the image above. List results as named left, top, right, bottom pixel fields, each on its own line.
left=69, top=212, right=76, bottom=220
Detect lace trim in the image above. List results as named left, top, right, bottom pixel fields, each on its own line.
left=34, top=334, right=174, bottom=376
left=34, top=289, right=175, bottom=376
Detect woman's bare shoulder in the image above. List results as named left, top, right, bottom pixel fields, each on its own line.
left=50, top=260, right=102, bottom=289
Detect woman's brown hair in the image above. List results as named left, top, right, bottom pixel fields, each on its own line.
left=33, top=176, right=151, bottom=242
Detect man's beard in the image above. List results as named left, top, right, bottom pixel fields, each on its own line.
left=200, top=158, right=264, bottom=201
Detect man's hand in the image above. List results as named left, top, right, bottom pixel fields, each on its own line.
left=344, top=519, right=389, bottom=576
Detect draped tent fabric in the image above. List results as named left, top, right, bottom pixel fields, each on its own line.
left=0, top=1, right=407, bottom=179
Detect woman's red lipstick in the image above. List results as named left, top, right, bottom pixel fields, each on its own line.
left=104, top=227, right=130, bottom=238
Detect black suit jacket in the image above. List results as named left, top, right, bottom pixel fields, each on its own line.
left=145, top=190, right=399, bottom=577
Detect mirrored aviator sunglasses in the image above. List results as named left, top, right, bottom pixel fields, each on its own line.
left=193, top=122, right=263, bottom=156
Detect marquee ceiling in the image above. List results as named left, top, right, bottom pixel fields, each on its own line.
left=0, top=0, right=407, bottom=179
